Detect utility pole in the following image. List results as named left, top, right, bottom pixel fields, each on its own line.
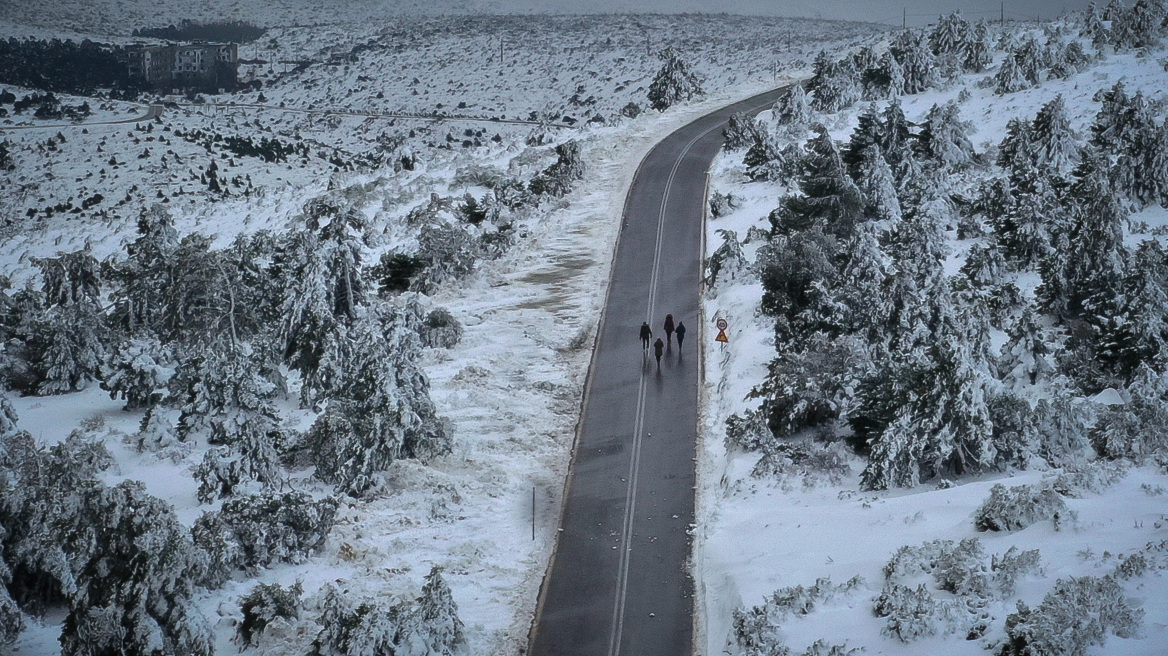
left=500, top=36, right=504, bottom=64
left=1001, top=2, right=1005, bottom=26
left=903, top=7, right=907, bottom=30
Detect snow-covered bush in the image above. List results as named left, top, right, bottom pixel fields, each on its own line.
left=413, top=220, right=481, bottom=293
left=708, top=191, right=739, bottom=218
left=529, top=139, right=584, bottom=199
left=1091, top=364, right=1168, bottom=461
left=873, top=583, right=940, bottom=642
left=420, top=308, right=463, bottom=349
left=706, top=229, right=747, bottom=288
left=193, top=492, right=338, bottom=588
left=1000, top=576, right=1142, bottom=656
left=1050, top=460, right=1128, bottom=497
left=733, top=576, right=863, bottom=655
left=647, top=47, right=702, bottom=111
left=974, top=483, right=1072, bottom=532
left=751, top=439, right=852, bottom=485
left=312, top=566, right=464, bottom=656
left=237, top=581, right=302, bottom=647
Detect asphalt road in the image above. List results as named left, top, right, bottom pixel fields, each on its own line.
left=528, top=85, right=793, bottom=656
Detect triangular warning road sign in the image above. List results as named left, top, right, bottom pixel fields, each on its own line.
left=715, top=329, right=729, bottom=343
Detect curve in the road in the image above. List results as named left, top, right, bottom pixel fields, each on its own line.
left=0, top=105, right=161, bottom=131
left=528, top=84, right=793, bottom=656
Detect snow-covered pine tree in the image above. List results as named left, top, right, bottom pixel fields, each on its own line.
left=860, top=336, right=996, bottom=490
left=843, top=104, right=883, bottom=180
left=1015, top=37, right=1047, bottom=87
left=998, top=306, right=1056, bottom=388
left=192, top=492, right=337, bottom=587
left=777, top=125, right=865, bottom=239
left=99, top=337, right=171, bottom=410
left=1032, top=395, right=1091, bottom=467
left=994, top=51, right=1030, bottom=94
left=35, top=302, right=105, bottom=395
left=57, top=481, right=213, bottom=656
left=862, top=50, right=905, bottom=100
left=929, top=11, right=973, bottom=79
left=836, top=223, right=892, bottom=340
left=1030, top=95, right=1078, bottom=177
left=278, top=198, right=369, bottom=386
left=1057, top=151, right=1128, bottom=317
left=964, top=20, right=994, bottom=73
left=1112, top=0, right=1168, bottom=49
left=706, top=229, right=748, bottom=289
left=891, top=29, right=939, bottom=95
left=1113, top=118, right=1168, bottom=208
left=915, top=101, right=975, bottom=168
left=773, top=83, right=812, bottom=132
left=395, top=567, right=466, bottom=656
left=880, top=98, right=921, bottom=188
left=723, top=112, right=767, bottom=150
left=743, top=133, right=785, bottom=182
left=105, top=204, right=179, bottom=334
left=859, top=146, right=903, bottom=223
left=0, top=392, right=16, bottom=436
left=1095, top=241, right=1168, bottom=380
left=1090, top=81, right=1152, bottom=156
left=529, top=139, right=585, bottom=198
left=1081, top=1, right=1112, bottom=49
left=305, top=306, right=451, bottom=496
left=809, top=53, right=859, bottom=113
left=237, top=581, right=302, bottom=648
left=647, top=47, right=702, bottom=111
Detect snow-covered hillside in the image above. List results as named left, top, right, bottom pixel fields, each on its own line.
left=0, top=8, right=883, bottom=656
left=699, top=7, right=1168, bottom=656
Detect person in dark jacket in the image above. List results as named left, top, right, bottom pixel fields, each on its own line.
left=653, top=337, right=665, bottom=366
left=639, top=322, right=652, bottom=350
left=675, top=321, right=686, bottom=348
left=664, top=314, right=675, bottom=346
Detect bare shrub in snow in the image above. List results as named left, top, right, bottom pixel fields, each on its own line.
left=999, top=576, right=1142, bottom=656
left=974, top=483, right=1073, bottom=532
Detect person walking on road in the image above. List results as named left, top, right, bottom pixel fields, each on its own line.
left=640, top=321, right=652, bottom=350
left=675, top=321, right=686, bottom=348
left=653, top=337, right=665, bottom=367
left=664, top=314, right=675, bottom=346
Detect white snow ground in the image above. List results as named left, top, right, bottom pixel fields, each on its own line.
left=697, top=27, right=1168, bottom=656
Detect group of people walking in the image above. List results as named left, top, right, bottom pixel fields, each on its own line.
left=639, top=313, right=686, bottom=366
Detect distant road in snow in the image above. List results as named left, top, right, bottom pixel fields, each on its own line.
left=183, top=101, right=577, bottom=129
left=0, top=104, right=163, bottom=131
left=529, top=85, right=792, bottom=656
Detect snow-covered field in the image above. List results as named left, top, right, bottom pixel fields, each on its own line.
left=698, top=15, right=1168, bottom=656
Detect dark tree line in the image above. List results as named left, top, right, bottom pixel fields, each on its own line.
left=132, top=19, right=267, bottom=43
left=0, top=38, right=148, bottom=98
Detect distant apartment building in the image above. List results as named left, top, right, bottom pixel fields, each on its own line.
left=126, top=43, right=239, bottom=89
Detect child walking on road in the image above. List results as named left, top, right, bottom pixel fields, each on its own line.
left=653, top=337, right=665, bottom=367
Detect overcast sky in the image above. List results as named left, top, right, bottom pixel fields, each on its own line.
left=464, top=0, right=1093, bottom=27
